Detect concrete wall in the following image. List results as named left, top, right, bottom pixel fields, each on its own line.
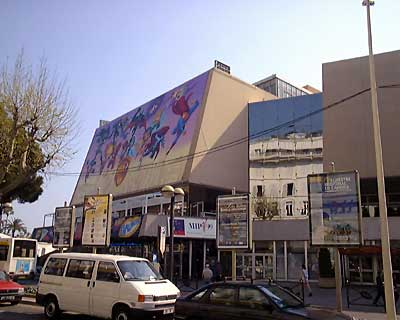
left=323, top=50, right=400, bottom=178
left=188, top=69, right=275, bottom=192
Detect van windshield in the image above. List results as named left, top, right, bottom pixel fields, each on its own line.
left=117, top=260, right=163, bottom=281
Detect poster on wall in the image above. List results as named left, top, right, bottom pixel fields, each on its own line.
left=308, top=171, right=362, bottom=246
left=70, top=71, right=210, bottom=204
left=53, top=206, right=76, bottom=248
left=217, top=195, right=249, bottom=249
left=82, top=194, right=113, bottom=246
left=110, top=215, right=142, bottom=245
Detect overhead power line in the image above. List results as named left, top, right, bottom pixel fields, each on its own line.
left=48, top=84, right=399, bottom=177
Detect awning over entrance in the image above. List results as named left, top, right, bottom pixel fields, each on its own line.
left=339, top=246, right=400, bottom=256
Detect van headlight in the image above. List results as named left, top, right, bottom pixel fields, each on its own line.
left=138, top=294, right=153, bottom=302
left=18, top=288, right=24, bottom=294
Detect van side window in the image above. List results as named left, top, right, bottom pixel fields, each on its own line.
left=66, top=259, right=95, bottom=279
left=44, top=258, right=67, bottom=276
left=96, top=262, right=119, bottom=283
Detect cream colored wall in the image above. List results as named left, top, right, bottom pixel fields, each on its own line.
left=188, top=69, right=276, bottom=192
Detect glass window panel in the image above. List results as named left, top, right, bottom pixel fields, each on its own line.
left=209, top=287, right=236, bottom=306
left=44, top=258, right=67, bottom=276
left=287, top=241, right=305, bottom=280
left=96, top=261, right=119, bottom=282
left=276, top=241, right=285, bottom=279
left=239, top=287, right=269, bottom=310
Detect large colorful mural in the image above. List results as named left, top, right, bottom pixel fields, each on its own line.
left=71, top=71, right=210, bottom=204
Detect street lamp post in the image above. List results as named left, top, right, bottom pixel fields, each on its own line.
left=362, top=1, right=396, bottom=318
left=161, top=185, right=185, bottom=283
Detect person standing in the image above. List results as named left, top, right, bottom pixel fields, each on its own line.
left=202, top=263, right=213, bottom=284
left=301, top=264, right=312, bottom=297
left=373, top=270, right=385, bottom=305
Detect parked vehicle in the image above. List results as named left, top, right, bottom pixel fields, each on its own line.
left=0, top=270, right=24, bottom=305
left=175, top=282, right=353, bottom=320
left=36, top=252, right=180, bottom=320
left=0, top=238, right=37, bottom=279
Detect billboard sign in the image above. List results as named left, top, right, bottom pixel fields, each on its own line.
left=173, top=217, right=216, bottom=239
left=217, top=195, right=249, bottom=249
left=53, top=206, right=76, bottom=248
left=82, top=194, right=113, bottom=246
left=31, top=227, right=54, bottom=243
left=308, top=171, right=362, bottom=246
left=110, top=215, right=142, bottom=244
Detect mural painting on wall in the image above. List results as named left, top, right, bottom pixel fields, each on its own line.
left=79, top=71, right=209, bottom=196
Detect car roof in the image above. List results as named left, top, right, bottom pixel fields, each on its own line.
left=47, top=252, right=148, bottom=262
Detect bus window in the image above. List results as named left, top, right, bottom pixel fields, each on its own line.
left=0, top=246, right=8, bottom=261
left=13, top=240, right=36, bottom=258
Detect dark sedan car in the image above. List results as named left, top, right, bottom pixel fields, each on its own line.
left=175, top=282, right=353, bottom=320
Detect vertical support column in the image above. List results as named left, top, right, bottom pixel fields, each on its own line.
left=304, top=241, right=308, bottom=271
left=284, top=241, right=288, bottom=280
left=252, top=242, right=256, bottom=280
left=273, top=241, right=277, bottom=280
left=334, top=248, right=343, bottom=312
left=203, top=240, right=207, bottom=268
left=232, top=250, right=237, bottom=281
left=189, top=240, right=193, bottom=280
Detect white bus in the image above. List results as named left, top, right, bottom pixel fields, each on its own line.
left=0, top=237, right=37, bottom=278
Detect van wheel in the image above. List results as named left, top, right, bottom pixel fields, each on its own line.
left=44, top=296, right=60, bottom=319
left=113, top=306, right=130, bottom=320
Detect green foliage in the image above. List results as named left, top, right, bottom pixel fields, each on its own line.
left=318, top=248, right=335, bottom=278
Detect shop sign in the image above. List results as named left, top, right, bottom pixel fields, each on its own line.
left=217, top=195, right=249, bottom=249
left=308, top=171, right=362, bottom=246
left=173, top=217, right=216, bottom=239
left=82, top=194, right=113, bottom=246
left=110, top=215, right=141, bottom=244
left=53, top=206, right=76, bottom=248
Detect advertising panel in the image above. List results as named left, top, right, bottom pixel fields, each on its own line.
left=31, top=227, right=54, bottom=243
left=53, top=206, right=76, bottom=248
left=173, top=217, right=216, bottom=239
left=217, top=195, right=249, bottom=249
left=110, top=215, right=142, bottom=245
left=308, top=171, right=362, bottom=246
left=71, top=71, right=210, bottom=204
left=82, top=194, right=112, bottom=246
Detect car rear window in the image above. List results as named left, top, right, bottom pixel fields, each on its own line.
left=44, top=258, right=68, bottom=276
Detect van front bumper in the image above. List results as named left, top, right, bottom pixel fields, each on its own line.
left=130, top=306, right=175, bottom=320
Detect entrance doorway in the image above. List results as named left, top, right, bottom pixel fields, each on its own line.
left=236, top=253, right=274, bottom=280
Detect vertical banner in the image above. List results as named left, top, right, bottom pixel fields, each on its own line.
left=82, top=194, right=113, bottom=247
left=53, top=206, right=76, bottom=248
left=308, top=171, right=362, bottom=246
left=158, top=226, right=166, bottom=257
left=217, top=194, right=249, bottom=249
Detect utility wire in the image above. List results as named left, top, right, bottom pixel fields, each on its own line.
left=48, top=84, right=399, bottom=177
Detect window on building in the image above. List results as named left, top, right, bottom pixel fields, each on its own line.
left=286, top=202, right=293, bottom=216
left=257, top=185, right=263, bottom=197
left=287, top=183, right=294, bottom=196
left=301, top=201, right=308, bottom=215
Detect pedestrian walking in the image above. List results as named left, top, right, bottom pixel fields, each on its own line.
left=373, top=270, right=385, bottom=305
left=301, top=264, right=312, bottom=297
left=202, top=263, right=213, bottom=284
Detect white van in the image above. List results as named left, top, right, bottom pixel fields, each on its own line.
left=36, top=253, right=180, bottom=320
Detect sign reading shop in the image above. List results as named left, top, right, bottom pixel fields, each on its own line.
left=173, top=217, right=216, bottom=239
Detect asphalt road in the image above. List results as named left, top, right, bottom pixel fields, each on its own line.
left=0, top=303, right=94, bottom=320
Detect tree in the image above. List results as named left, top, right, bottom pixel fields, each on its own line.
left=4, top=216, right=27, bottom=238
left=0, top=52, right=78, bottom=204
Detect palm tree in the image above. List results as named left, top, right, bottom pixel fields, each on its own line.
left=5, top=217, right=27, bottom=238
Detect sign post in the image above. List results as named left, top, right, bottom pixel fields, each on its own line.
left=308, top=171, right=362, bottom=312
left=217, top=194, right=250, bottom=280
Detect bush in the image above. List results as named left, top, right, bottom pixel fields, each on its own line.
left=318, top=248, right=334, bottom=278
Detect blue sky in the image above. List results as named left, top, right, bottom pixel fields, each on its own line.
left=1, top=0, right=398, bottom=231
